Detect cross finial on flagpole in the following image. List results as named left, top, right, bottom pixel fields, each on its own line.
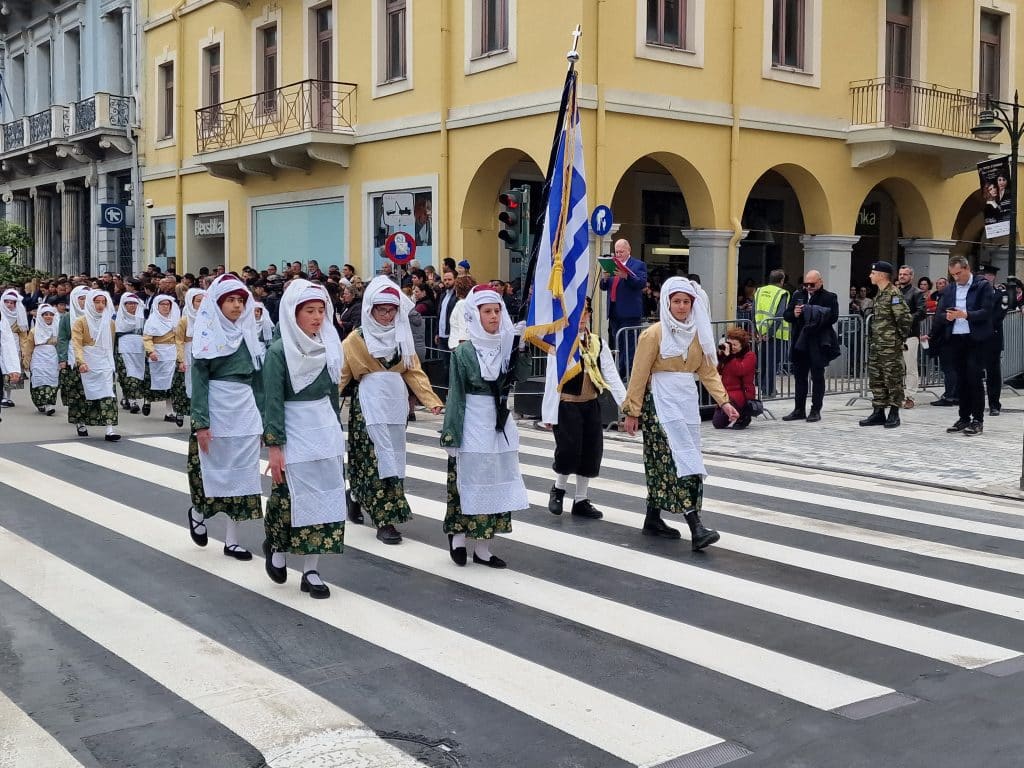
left=567, top=25, right=582, bottom=63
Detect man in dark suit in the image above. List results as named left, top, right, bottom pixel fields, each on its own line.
left=780, top=269, right=839, bottom=423
left=923, top=255, right=994, bottom=436
left=599, top=238, right=648, bottom=377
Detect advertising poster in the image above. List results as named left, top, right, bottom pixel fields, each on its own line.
left=978, top=156, right=1012, bottom=239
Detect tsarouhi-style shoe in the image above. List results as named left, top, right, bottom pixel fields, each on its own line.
left=570, top=498, right=603, bottom=519
left=301, top=571, right=331, bottom=599
left=262, top=539, right=286, bottom=584
left=684, top=511, right=720, bottom=552
left=547, top=485, right=565, bottom=515
left=448, top=534, right=467, bottom=566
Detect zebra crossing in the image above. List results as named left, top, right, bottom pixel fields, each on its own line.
left=2, top=423, right=1024, bottom=767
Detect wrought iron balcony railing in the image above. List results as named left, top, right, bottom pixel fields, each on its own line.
left=850, top=77, right=985, bottom=139
left=195, top=79, right=357, bottom=154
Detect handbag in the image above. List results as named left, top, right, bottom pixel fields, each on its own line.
left=747, top=398, right=764, bottom=417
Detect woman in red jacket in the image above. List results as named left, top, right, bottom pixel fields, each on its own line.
left=712, top=327, right=757, bottom=429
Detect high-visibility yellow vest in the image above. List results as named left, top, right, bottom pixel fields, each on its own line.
left=754, top=284, right=790, bottom=340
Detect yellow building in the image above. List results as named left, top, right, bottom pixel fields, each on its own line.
left=141, top=0, right=1018, bottom=317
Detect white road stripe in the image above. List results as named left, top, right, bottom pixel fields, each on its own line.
left=120, top=439, right=1020, bottom=668
left=0, top=689, right=85, bottom=768
left=2, top=455, right=725, bottom=766
left=75, top=439, right=896, bottom=712
left=0, top=527, right=425, bottom=768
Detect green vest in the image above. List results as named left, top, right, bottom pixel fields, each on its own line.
left=754, top=284, right=790, bottom=340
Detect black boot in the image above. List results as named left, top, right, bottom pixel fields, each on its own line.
left=858, top=407, right=886, bottom=426
left=642, top=503, right=681, bottom=539
left=547, top=485, right=565, bottom=516
left=884, top=406, right=901, bottom=429
left=684, top=511, right=720, bottom=551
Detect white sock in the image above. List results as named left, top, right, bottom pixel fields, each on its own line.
left=451, top=533, right=466, bottom=549
left=303, top=555, right=322, bottom=584
left=574, top=476, right=590, bottom=502
left=475, top=540, right=492, bottom=561
left=76, top=422, right=84, bottom=429
left=271, top=551, right=286, bottom=568
left=105, top=425, right=115, bottom=436
left=224, top=518, right=239, bottom=549
left=189, top=507, right=207, bottom=533
left=554, top=473, right=569, bottom=490
left=166, top=399, right=174, bottom=415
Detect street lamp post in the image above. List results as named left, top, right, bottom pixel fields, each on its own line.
left=972, top=93, right=1024, bottom=489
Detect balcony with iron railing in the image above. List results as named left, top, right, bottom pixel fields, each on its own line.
left=194, top=79, right=357, bottom=181
left=0, top=93, right=135, bottom=159
left=847, top=77, right=997, bottom=177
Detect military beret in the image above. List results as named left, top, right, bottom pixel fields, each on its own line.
left=870, top=261, right=894, bottom=275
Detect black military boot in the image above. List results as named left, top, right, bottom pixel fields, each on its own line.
left=884, top=406, right=901, bottom=428
left=547, top=486, right=566, bottom=516
left=642, top=503, right=681, bottom=539
left=858, top=408, right=886, bottom=426
left=684, top=511, right=720, bottom=551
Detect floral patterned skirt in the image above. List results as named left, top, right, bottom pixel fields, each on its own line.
left=116, top=354, right=146, bottom=402
left=3, top=371, right=24, bottom=391
left=264, top=480, right=345, bottom=555
left=347, top=384, right=413, bottom=528
left=59, top=366, right=84, bottom=418
left=77, top=396, right=119, bottom=427
left=443, top=456, right=512, bottom=539
left=30, top=385, right=58, bottom=409
left=640, top=391, right=703, bottom=515
left=186, top=429, right=263, bottom=521
left=171, top=369, right=190, bottom=416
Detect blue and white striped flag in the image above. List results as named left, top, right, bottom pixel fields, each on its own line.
left=524, top=73, right=590, bottom=390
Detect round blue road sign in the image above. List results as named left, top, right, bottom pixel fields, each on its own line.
left=590, top=205, right=613, bottom=237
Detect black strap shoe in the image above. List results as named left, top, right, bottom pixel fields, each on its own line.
left=570, top=498, right=603, bottom=519
left=781, top=410, right=806, bottom=421
left=176, top=415, right=184, bottom=427
left=262, top=539, right=287, bottom=584
left=376, top=524, right=402, bottom=545
left=223, top=544, right=252, bottom=561
left=76, top=426, right=88, bottom=437
left=141, top=403, right=151, bottom=416
left=684, top=511, right=721, bottom=551
left=472, top=552, right=507, bottom=569
left=104, top=433, right=121, bottom=442
left=129, top=404, right=141, bottom=414
left=163, top=414, right=177, bottom=423
left=346, top=491, right=365, bottom=524
left=805, top=410, right=821, bottom=423
left=858, top=408, right=887, bottom=426
left=448, top=534, right=467, bottom=566
left=547, top=486, right=565, bottom=515
left=187, top=506, right=208, bottom=547
left=301, top=571, right=331, bottom=599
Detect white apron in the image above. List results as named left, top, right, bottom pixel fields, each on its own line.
left=358, top=371, right=409, bottom=479
left=119, top=334, right=146, bottom=381
left=81, top=345, right=115, bottom=401
left=283, top=397, right=346, bottom=528
left=650, top=371, right=706, bottom=478
left=149, top=342, right=177, bottom=391
left=183, top=343, right=194, bottom=398
left=30, top=344, right=59, bottom=389
left=198, top=380, right=263, bottom=498
left=456, top=394, right=529, bottom=516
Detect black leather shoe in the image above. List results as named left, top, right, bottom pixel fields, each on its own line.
left=859, top=408, right=886, bottom=426
left=930, top=397, right=956, bottom=406
left=187, top=507, right=208, bottom=547
left=301, top=571, right=331, bottom=599
left=684, top=511, right=721, bottom=551
left=376, top=524, right=402, bottom=545
left=547, top=485, right=565, bottom=515
left=176, top=415, right=184, bottom=427
left=37, top=405, right=45, bottom=413
left=570, top=498, right=603, bottom=519
left=946, top=419, right=969, bottom=433
left=141, top=403, right=151, bottom=416
left=1, top=398, right=14, bottom=408
left=45, top=408, right=55, bottom=416
left=805, top=410, right=821, bottom=423
left=76, top=426, right=88, bottom=437
left=781, top=410, right=806, bottom=422
left=129, top=404, right=141, bottom=414
left=104, top=433, right=121, bottom=442
left=964, top=421, right=984, bottom=436
left=883, top=406, right=900, bottom=429
left=990, top=407, right=1001, bottom=416
left=120, top=398, right=129, bottom=409
left=473, top=552, right=507, bottom=569
left=262, top=539, right=287, bottom=584
left=223, top=544, right=253, bottom=561
left=164, top=414, right=177, bottom=423
left=642, top=514, right=682, bottom=539
left=346, top=491, right=364, bottom=524
left=448, top=534, right=467, bottom=566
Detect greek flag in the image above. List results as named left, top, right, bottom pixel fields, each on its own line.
left=524, top=71, right=591, bottom=389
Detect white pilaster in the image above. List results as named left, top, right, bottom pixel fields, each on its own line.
left=899, top=239, right=955, bottom=284
left=799, top=235, right=860, bottom=300
left=682, top=229, right=735, bottom=321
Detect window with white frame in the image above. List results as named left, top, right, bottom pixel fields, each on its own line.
left=385, top=0, right=407, bottom=82
left=761, top=0, right=820, bottom=86
left=260, top=25, right=278, bottom=116
left=646, top=0, right=687, bottom=50
left=158, top=61, right=174, bottom=140
left=478, top=0, right=508, bottom=56
left=200, top=44, right=222, bottom=137
left=772, top=0, right=805, bottom=69
left=635, top=0, right=703, bottom=67
left=465, top=0, right=516, bottom=74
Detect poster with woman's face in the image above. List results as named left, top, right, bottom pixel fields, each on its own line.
left=978, top=156, right=1012, bottom=236
left=371, top=189, right=434, bottom=274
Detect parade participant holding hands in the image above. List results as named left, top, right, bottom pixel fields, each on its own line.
left=1, top=288, right=28, bottom=406
left=187, top=275, right=265, bottom=560
left=58, top=286, right=89, bottom=428
left=341, top=275, right=443, bottom=545
left=115, top=294, right=146, bottom=413
left=71, top=290, right=120, bottom=441
left=0, top=312, right=21, bottom=422
left=622, top=277, right=737, bottom=550
left=440, top=285, right=531, bottom=567
left=261, top=280, right=347, bottom=598
left=24, top=304, right=60, bottom=415
left=143, top=295, right=183, bottom=425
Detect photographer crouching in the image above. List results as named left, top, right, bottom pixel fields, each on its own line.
left=712, top=327, right=757, bottom=430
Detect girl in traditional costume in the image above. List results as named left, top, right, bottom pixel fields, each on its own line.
left=174, top=288, right=206, bottom=426
left=143, top=295, right=183, bottom=425
left=71, top=289, right=121, bottom=441
left=187, top=274, right=265, bottom=560
left=340, top=275, right=442, bottom=545
left=622, top=277, right=738, bottom=550
left=25, top=304, right=60, bottom=415
left=58, top=286, right=90, bottom=431
left=0, top=288, right=28, bottom=406
left=0, top=313, right=21, bottom=422
left=440, top=286, right=530, bottom=568
left=115, top=294, right=146, bottom=414
left=254, top=301, right=275, bottom=351
left=262, top=280, right=346, bottom=599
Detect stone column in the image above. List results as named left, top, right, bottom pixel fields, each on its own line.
left=6, top=195, right=33, bottom=266
left=31, top=190, right=53, bottom=274
left=58, top=182, right=83, bottom=276
left=799, top=235, right=860, bottom=301
left=681, top=229, right=735, bottom=320
left=899, top=238, right=955, bottom=284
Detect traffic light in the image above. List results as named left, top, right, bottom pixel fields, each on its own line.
left=497, top=186, right=530, bottom=253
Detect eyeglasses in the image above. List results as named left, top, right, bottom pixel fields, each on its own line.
left=371, top=305, right=399, bottom=315
left=802, top=282, right=820, bottom=288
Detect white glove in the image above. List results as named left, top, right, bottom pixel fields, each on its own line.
left=513, top=321, right=527, bottom=336
left=444, top=446, right=458, bottom=458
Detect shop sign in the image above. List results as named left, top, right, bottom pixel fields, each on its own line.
left=194, top=214, right=225, bottom=238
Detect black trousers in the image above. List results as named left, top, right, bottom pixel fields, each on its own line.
left=950, top=335, right=985, bottom=423
left=552, top=398, right=604, bottom=478
left=791, top=352, right=826, bottom=412
left=982, top=338, right=1002, bottom=410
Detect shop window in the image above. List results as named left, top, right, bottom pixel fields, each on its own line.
left=153, top=217, right=176, bottom=273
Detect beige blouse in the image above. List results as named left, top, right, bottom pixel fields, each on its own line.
left=340, top=332, right=442, bottom=409
left=143, top=329, right=185, bottom=363
left=71, top=318, right=116, bottom=367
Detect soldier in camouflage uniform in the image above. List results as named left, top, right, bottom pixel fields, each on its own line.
left=860, top=261, right=912, bottom=428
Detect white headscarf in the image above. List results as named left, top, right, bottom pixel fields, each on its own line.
left=143, top=295, right=180, bottom=337
left=183, top=288, right=206, bottom=337
left=278, top=280, right=343, bottom=393
left=33, top=305, right=58, bottom=344
left=191, top=274, right=264, bottom=369
left=85, top=289, right=114, bottom=352
left=1, top=288, right=28, bottom=331
left=254, top=301, right=275, bottom=342
left=115, top=294, right=145, bottom=334
left=659, top=276, right=717, bottom=364
left=68, top=286, right=90, bottom=327
left=465, top=286, right=514, bottom=382
left=360, top=275, right=416, bottom=367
